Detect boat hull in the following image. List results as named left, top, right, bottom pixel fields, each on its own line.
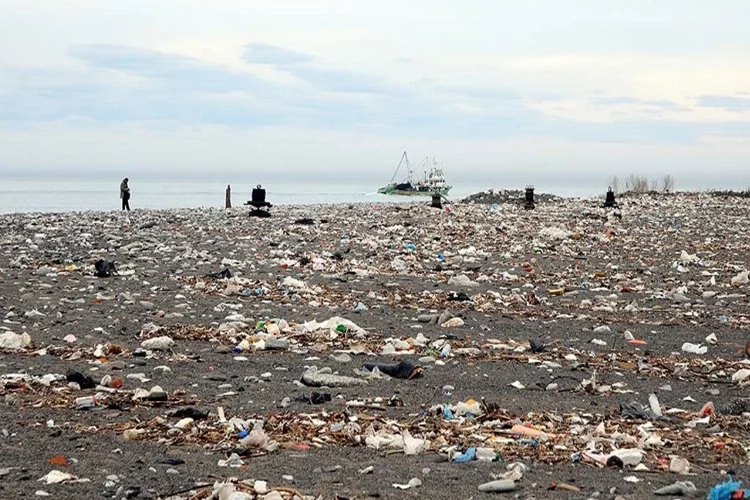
left=378, top=185, right=452, bottom=196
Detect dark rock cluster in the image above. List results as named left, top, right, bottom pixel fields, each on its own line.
left=461, top=189, right=561, bottom=205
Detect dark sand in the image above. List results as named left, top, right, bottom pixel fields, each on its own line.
left=1, top=194, right=750, bottom=499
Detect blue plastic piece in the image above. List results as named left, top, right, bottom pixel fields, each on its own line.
left=707, top=479, right=749, bottom=500
left=453, top=447, right=476, bottom=463
left=443, top=406, right=454, bottom=420
left=237, top=429, right=249, bottom=439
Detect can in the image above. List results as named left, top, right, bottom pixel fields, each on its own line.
left=75, top=395, right=98, bottom=409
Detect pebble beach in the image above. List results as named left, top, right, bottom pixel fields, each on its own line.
left=2, top=192, right=750, bottom=500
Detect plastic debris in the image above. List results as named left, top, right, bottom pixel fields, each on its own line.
left=452, top=447, right=476, bottom=463
left=0, top=331, right=31, bottom=350
left=2, top=193, right=750, bottom=498
left=301, top=367, right=367, bottom=387
left=708, top=479, right=750, bottom=500
left=669, top=457, right=691, bottom=475
left=402, top=431, right=425, bottom=456
left=653, top=481, right=697, bottom=496
left=392, top=478, right=421, bottom=490
left=38, top=470, right=77, bottom=484
left=682, top=342, right=708, bottom=355
left=478, top=480, right=517, bottom=493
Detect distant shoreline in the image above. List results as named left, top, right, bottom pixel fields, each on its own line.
left=1, top=189, right=749, bottom=216
left=3, top=176, right=748, bottom=214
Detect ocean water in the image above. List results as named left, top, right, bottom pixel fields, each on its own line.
left=0, top=177, right=604, bottom=214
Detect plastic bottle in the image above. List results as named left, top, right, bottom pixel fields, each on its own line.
left=478, top=480, right=516, bottom=493
left=440, top=343, right=451, bottom=358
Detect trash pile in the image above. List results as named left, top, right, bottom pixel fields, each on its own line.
left=462, top=189, right=561, bottom=206
left=1, top=193, right=750, bottom=498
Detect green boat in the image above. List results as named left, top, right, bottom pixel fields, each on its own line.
left=378, top=151, right=452, bottom=196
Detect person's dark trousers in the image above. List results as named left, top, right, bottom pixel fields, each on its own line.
left=122, top=198, right=130, bottom=211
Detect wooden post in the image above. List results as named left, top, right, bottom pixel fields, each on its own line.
left=225, top=185, right=231, bottom=208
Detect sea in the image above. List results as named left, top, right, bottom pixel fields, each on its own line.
left=0, top=177, right=608, bottom=214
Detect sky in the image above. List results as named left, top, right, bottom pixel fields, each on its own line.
left=1, top=0, right=749, bottom=188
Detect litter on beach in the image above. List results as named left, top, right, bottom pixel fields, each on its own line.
left=1, top=191, right=749, bottom=498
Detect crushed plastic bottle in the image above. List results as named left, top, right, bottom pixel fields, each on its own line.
left=476, top=447, right=497, bottom=462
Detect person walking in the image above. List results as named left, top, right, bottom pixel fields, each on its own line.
left=120, top=178, right=131, bottom=211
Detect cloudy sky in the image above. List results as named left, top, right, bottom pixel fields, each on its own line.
left=1, top=0, right=749, bottom=187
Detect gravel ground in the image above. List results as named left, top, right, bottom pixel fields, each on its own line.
left=2, top=194, right=750, bottom=499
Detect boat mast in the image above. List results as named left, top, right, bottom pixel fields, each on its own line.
left=389, top=151, right=410, bottom=184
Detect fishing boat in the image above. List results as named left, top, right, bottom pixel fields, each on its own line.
left=377, top=151, right=452, bottom=196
